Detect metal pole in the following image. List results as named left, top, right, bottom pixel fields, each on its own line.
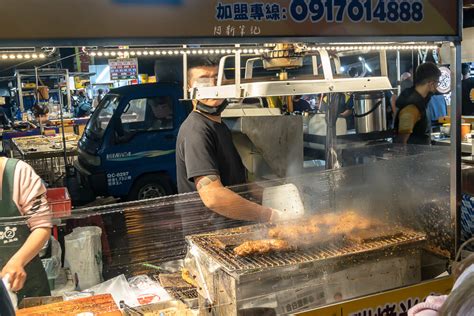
left=396, top=50, right=401, bottom=95
left=35, top=67, right=43, bottom=134
left=325, top=94, right=339, bottom=170
left=450, top=42, right=462, bottom=255
left=16, top=71, right=24, bottom=113
left=182, top=45, right=188, bottom=99
left=58, top=76, right=69, bottom=175
left=234, top=44, right=241, bottom=98
left=65, top=69, right=72, bottom=112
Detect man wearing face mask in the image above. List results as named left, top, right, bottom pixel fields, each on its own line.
left=176, top=58, right=282, bottom=222
left=394, top=62, right=441, bottom=145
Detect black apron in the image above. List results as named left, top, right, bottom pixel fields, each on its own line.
left=0, top=158, right=50, bottom=301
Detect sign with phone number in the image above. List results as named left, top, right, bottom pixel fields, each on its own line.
left=289, top=0, right=423, bottom=23
left=0, top=0, right=459, bottom=42
left=216, top=0, right=424, bottom=24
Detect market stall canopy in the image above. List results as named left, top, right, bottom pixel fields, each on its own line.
left=0, top=0, right=461, bottom=46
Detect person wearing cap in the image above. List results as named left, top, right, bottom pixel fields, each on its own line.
left=394, top=62, right=441, bottom=145
left=0, top=157, right=52, bottom=301
left=176, top=58, right=291, bottom=223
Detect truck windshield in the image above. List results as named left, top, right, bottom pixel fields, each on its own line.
left=85, top=94, right=121, bottom=139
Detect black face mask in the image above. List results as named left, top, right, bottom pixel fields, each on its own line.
left=196, top=99, right=229, bottom=116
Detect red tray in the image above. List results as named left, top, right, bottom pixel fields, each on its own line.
left=46, top=187, right=71, bottom=218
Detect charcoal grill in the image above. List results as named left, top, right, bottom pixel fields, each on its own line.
left=185, top=224, right=427, bottom=315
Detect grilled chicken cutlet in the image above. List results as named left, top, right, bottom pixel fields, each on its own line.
left=268, top=224, right=320, bottom=240
left=328, top=211, right=380, bottom=235
left=234, top=239, right=291, bottom=256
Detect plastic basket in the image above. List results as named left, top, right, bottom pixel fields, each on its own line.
left=46, top=187, right=71, bottom=218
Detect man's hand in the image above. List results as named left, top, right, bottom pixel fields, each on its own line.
left=1, top=259, right=27, bottom=292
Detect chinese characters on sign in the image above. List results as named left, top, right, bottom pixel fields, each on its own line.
left=109, top=58, right=139, bottom=80
left=352, top=297, right=421, bottom=316
left=214, top=0, right=426, bottom=37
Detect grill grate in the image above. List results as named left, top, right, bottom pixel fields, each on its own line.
left=188, top=225, right=426, bottom=274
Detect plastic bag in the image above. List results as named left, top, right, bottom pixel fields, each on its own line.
left=2, top=274, right=18, bottom=311
left=42, top=237, right=62, bottom=281
left=86, top=274, right=138, bottom=307
left=128, top=275, right=172, bottom=306
left=64, top=226, right=103, bottom=290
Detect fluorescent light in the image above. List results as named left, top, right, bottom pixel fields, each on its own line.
left=365, top=63, right=372, bottom=72
left=340, top=66, right=346, bottom=72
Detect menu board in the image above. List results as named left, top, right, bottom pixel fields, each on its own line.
left=109, top=58, right=139, bottom=81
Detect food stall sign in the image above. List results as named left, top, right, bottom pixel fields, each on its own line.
left=298, top=276, right=453, bottom=316
left=0, top=0, right=460, bottom=45
left=109, top=58, right=139, bottom=81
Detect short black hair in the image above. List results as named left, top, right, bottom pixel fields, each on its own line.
left=187, top=56, right=220, bottom=71
left=462, top=63, right=471, bottom=76
left=413, top=62, right=441, bottom=86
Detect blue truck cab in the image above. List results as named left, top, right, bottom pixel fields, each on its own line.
left=74, top=83, right=189, bottom=200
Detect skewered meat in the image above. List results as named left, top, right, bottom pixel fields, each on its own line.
left=234, top=239, right=290, bottom=256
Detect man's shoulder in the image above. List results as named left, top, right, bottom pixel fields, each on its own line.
left=177, top=112, right=214, bottom=142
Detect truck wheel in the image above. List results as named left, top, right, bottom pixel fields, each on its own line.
left=128, top=174, right=173, bottom=201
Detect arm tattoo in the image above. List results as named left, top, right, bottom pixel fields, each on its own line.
left=196, top=175, right=219, bottom=190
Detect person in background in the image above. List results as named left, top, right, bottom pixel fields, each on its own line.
left=400, top=71, right=414, bottom=92
left=408, top=238, right=474, bottom=315
left=462, top=63, right=474, bottom=116
left=339, top=94, right=354, bottom=130
left=147, top=97, right=173, bottom=130
left=385, top=90, right=397, bottom=129
left=92, top=89, right=105, bottom=110
left=0, top=157, right=52, bottom=302
left=394, top=62, right=441, bottom=145
left=0, top=101, right=12, bottom=128
left=427, top=94, right=447, bottom=125
left=292, top=95, right=312, bottom=113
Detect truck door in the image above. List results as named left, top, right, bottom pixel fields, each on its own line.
left=104, top=94, right=178, bottom=199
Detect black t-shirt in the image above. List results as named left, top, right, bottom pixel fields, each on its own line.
left=293, top=99, right=312, bottom=112
left=462, top=78, right=474, bottom=115
left=176, top=111, right=246, bottom=193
